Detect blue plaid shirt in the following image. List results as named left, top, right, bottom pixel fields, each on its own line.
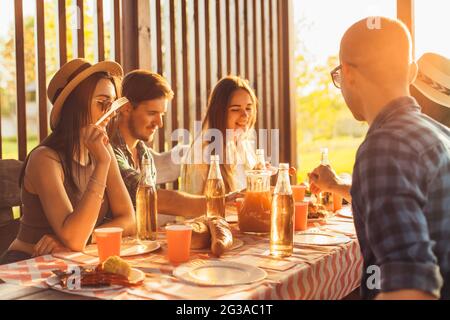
left=351, top=96, right=450, bottom=300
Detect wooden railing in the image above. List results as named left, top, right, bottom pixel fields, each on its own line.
left=1, top=0, right=298, bottom=169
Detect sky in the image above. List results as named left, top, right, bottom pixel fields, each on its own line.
left=292, top=0, right=450, bottom=65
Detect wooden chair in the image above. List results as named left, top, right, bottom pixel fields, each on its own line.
left=0, top=160, right=23, bottom=256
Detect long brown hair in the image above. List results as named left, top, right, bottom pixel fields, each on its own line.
left=201, top=75, right=258, bottom=192
left=20, top=72, right=120, bottom=194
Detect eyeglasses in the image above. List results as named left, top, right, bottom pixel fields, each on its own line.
left=330, top=65, right=342, bottom=89
left=95, top=99, right=114, bottom=113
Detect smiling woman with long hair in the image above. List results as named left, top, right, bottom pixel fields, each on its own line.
left=0, top=59, right=135, bottom=264
left=180, top=76, right=259, bottom=195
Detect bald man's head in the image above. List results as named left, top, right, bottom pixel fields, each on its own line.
left=340, top=17, right=413, bottom=85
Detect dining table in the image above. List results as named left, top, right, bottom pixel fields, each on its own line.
left=0, top=205, right=363, bottom=300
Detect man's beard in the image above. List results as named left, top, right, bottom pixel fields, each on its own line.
left=128, top=117, right=153, bottom=142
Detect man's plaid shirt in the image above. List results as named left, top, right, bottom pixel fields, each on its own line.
left=110, top=130, right=157, bottom=207
left=350, top=96, right=450, bottom=299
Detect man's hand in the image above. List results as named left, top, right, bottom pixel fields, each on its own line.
left=308, top=165, right=341, bottom=194
left=33, top=234, right=69, bottom=257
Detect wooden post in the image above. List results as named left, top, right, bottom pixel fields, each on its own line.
left=57, top=0, right=67, bottom=67
left=137, top=0, right=151, bottom=70
left=277, top=0, right=296, bottom=171
left=35, top=0, right=48, bottom=141
left=397, top=0, right=415, bottom=59
left=14, top=0, right=27, bottom=161
left=121, top=0, right=138, bottom=73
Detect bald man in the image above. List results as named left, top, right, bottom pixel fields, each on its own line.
left=310, top=17, right=450, bottom=300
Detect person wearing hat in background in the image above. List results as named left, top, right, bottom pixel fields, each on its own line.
left=0, top=59, right=136, bottom=265
left=411, top=52, right=450, bottom=127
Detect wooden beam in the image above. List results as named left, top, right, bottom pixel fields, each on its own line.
left=225, top=0, right=231, bottom=74
left=75, top=0, right=85, bottom=58
left=216, top=0, right=222, bottom=79
left=181, top=0, right=190, bottom=130
left=137, top=0, right=151, bottom=69
left=277, top=0, right=296, bottom=168
left=122, top=0, right=138, bottom=73
left=204, top=0, right=211, bottom=95
left=397, top=0, right=415, bottom=59
left=244, top=0, right=249, bottom=79
left=169, top=0, right=178, bottom=147
left=261, top=0, right=268, bottom=132
left=269, top=0, right=275, bottom=130
left=155, top=0, right=164, bottom=152
left=235, top=0, right=241, bottom=75
left=95, top=0, right=105, bottom=62
left=35, top=0, right=48, bottom=141
left=112, top=0, right=121, bottom=64
left=57, top=0, right=67, bottom=66
left=252, top=0, right=257, bottom=91
left=14, top=0, right=27, bottom=160
left=194, top=0, right=202, bottom=121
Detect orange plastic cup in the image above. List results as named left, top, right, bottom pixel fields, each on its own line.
left=292, top=185, right=307, bottom=202
left=333, top=193, right=343, bottom=212
left=94, top=227, right=123, bottom=262
left=295, top=201, right=308, bottom=231
left=166, top=225, right=192, bottom=264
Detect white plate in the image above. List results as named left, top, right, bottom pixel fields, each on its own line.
left=325, top=224, right=355, bottom=236
left=294, top=233, right=351, bottom=246
left=336, top=206, right=353, bottom=219
left=191, top=238, right=244, bottom=253
left=173, top=260, right=267, bottom=286
left=46, top=268, right=145, bottom=292
left=84, top=241, right=161, bottom=257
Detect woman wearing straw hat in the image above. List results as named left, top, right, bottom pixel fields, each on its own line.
left=0, top=59, right=135, bottom=264
left=411, top=52, right=450, bottom=127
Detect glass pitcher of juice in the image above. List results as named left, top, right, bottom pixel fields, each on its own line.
left=238, top=170, right=272, bottom=234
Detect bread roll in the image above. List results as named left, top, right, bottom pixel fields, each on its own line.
left=186, top=216, right=211, bottom=249
left=208, top=217, right=233, bottom=257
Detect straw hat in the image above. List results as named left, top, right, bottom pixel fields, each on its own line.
left=412, top=52, right=450, bottom=109
left=47, top=58, right=123, bottom=129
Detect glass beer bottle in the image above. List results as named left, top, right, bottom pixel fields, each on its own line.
left=205, top=155, right=226, bottom=218
left=319, top=148, right=334, bottom=211
left=270, top=163, right=295, bottom=257
left=136, top=158, right=158, bottom=241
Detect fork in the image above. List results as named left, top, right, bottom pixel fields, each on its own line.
left=95, top=97, right=129, bottom=125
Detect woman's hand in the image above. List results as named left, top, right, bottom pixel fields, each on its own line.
left=81, top=124, right=111, bottom=165
left=33, top=235, right=69, bottom=257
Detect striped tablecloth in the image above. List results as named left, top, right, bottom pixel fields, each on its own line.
left=0, top=208, right=363, bottom=300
